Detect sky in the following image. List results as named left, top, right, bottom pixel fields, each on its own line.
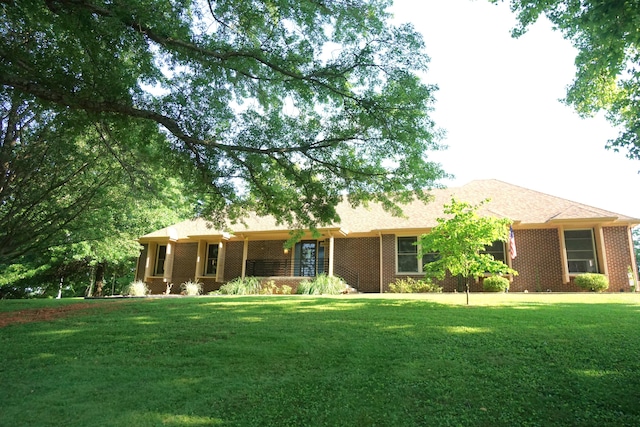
left=390, top=0, right=640, bottom=219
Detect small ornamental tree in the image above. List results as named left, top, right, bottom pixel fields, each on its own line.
left=418, top=198, right=517, bottom=304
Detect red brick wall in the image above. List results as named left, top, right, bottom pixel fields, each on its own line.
left=224, top=241, right=245, bottom=282
left=510, top=229, right=566, bottom=292
left=334, top=237, right=380, bottom=292
left=170, top=243, right=198, bottom=293
left=604, top=226, right=633, bottom=291
left=248, top=240, right=289, bottom=260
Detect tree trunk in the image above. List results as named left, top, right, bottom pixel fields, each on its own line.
left=94, top=262, right=105, bottom=297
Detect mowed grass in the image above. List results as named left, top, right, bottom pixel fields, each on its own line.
left=1, top=294, right=640, bottom=426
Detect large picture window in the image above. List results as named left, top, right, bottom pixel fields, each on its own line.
left=396, top=236, right=438, bottom=273
left=564, top=229, right=598, bottom=273
left=154, top=244, right=167, bottom=276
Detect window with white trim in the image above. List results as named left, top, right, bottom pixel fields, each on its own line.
left=396, top=236, right=439, bottom=273
left=154, top=244, right=167, bottom=276
left=205, top=243, right=219, bottom=275
left=564, top=229, right=598, bottom=273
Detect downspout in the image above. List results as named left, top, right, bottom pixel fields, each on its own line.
left=627, top=226, right=639, bottom=291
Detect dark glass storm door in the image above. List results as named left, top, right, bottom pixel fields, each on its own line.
left=294, top=241, right=319, bottom=277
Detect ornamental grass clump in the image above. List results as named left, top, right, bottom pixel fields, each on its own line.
left=296, top=274, right=346, bottom=295
left=483, top=276, right=510, bottom=292
left=574, top=273, right=609, bottom=292
left=219, top=277, right=262, bottom=295
left=124, top=280, right=149, bottom=297
left=180, top=280, right=202, bottom=296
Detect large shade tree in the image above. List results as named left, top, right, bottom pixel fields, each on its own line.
left=1, top=0, right=447, bottom=238
left=490, top=0, right=640, bottom=160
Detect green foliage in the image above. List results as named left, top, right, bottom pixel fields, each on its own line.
left=1, top=0, right=448, bottom=238
left=419, top=198, right=518, bottom=287
left=387, top=277, right=443, bottom=293
left=574, top=273, right=609, bottom=292
left=219, top=277, right=263, bottom=295
left=296, top=274, right=347, bottom=295
left=180, top=280, right=202, bottom=296
left=483, top=276, right=510, bottom=292
left=124, top=281, right=149, bottom=297
left=490, top=0, right=640, bottom=159
left=280, top=285, right=292, bottom=295
left=259, top=280, right=278, bottom=295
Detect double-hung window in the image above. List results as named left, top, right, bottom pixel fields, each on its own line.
left=205, top=243, right=219, bottom=275
left=564, top=229, right=598, bottom=273
left=396, top=236, right=438, bottom=273
left=483, top=241, right=506, bottom=263
left=154, top=244, right=167, bottom=276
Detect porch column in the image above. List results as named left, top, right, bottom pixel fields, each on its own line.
left=143, top=243, right=154, bottom=282
left=241, top=237, right=249, bottom=278
left=594, top=225, right=608, bottom=277
left=163, top=241, right=175, bottom=284
left=558, top=226, right=570, bottom=284
left=328, top=235, right=335, bottom=276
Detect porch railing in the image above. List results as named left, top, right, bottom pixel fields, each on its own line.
left=245, top=259, right=359, bottom=290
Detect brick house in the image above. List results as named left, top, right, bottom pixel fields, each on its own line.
left=135, top=180, right=639, bottom=293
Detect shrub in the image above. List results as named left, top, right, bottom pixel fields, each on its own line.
left=483, top=276, right=510, bottom=292
left=296, top=274, right=347, bottom=295
left=180, top=279, right=202, bottom=296
left=124, top=280, right=149, bottom=297
left=260, top=280, right=277, bottom=295
left=387, top=277, right=442, bottom=293
left=280, top=285, right=292, bottom=295
left=219, top=277, right=262, bottom=295
left=575, top=273, right=609, bottom=292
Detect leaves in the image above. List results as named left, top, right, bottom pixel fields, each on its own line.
left=490, top=0, right=640, bottom=160
left=1, top=0, right=447, bottom=231
left=418, top=198, right=517, bottom=282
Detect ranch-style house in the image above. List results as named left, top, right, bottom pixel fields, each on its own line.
left=135, top=180, right=639, bottom=293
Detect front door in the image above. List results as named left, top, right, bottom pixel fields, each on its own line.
left=294, top=241, right=318, bottom=277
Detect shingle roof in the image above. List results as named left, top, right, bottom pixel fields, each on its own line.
left=139, top=179, right=638, bottom=241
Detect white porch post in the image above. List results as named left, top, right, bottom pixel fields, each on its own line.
left=241, top=237, right=249, bottom=278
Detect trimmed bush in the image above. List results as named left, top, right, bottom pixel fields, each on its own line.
left=180, top=279, right=202, bottom=296
left=124, top=280, right=149, bottom=297
left=387, top=277, right=442, bottom=293
left=219, top=277, right=262, bottom=295
left=575, top=273, right=609, bottom=292
left=483, top=276, right=510, bottom=292
left=296, top=274, right=347, bottom=295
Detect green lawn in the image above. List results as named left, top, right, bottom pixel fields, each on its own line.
left=1, top=294, right=639, bottom=426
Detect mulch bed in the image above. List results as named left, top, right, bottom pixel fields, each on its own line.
left=0, top=302, right=121, bottom=328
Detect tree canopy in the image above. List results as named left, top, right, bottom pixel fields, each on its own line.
left=490, top=0, right=640, bottom=160
left=1, top=0, right=447, bottom=237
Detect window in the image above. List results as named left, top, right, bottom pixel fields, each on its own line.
left=564, top=229, right=598, bottom=273
left=483, top=241, right=506, bottom=263
left=396, top=236, right=439, bottom=273
left=205, top=243, right=219, bottom=275
left=154, top=244, right=167, bottom=276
